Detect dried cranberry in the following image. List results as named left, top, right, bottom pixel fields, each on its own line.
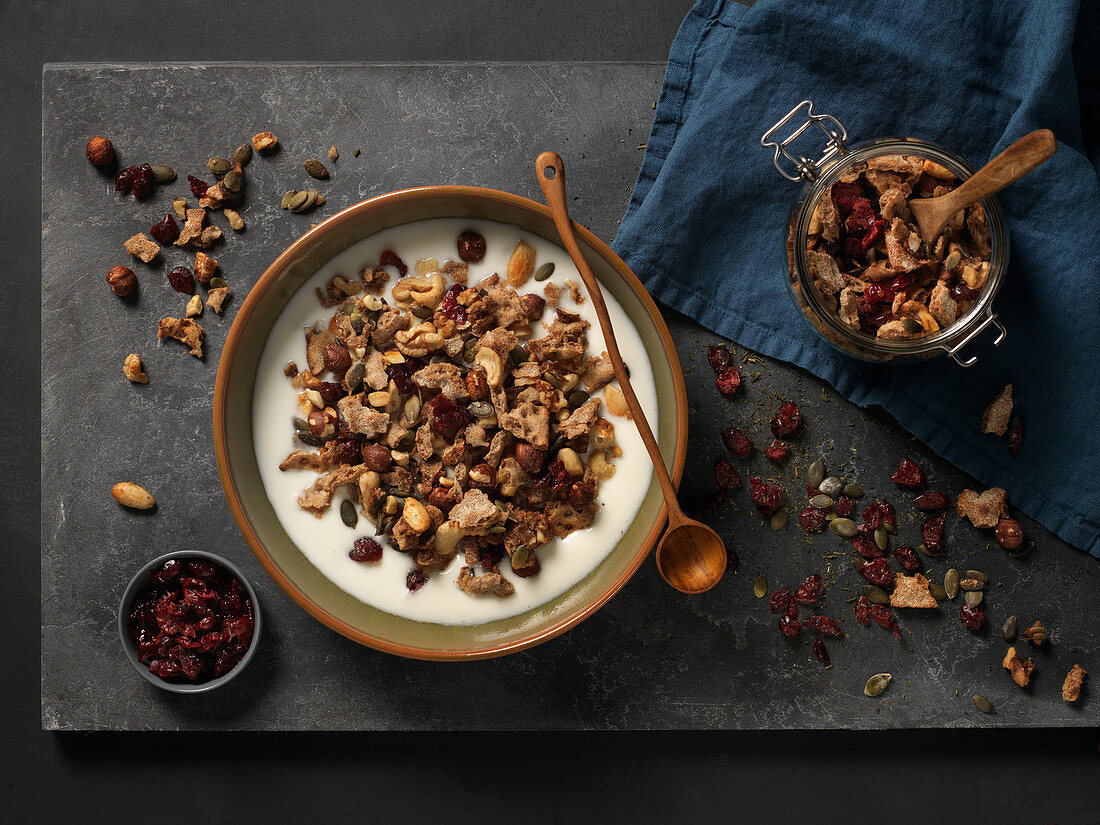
left=831, top=181, right=863, bottom=212
left=1008, top=415, right=1024, bottom=458
left=920, top=514, right=945, bottom=554
left=860, top=219, right=885, bottom=252
left=426, top=393, right=469, bottom=441
left=811, top=638, right=831, bottom=666
left=114, top=165, right=136, bottom=193
left=857, top=558, right=893, bottom=588
left=715, top=366, right=742, bottom=395
left=406, top=569, right=429, bottom=592
left=794, top=574, right=823, bottom=605
left=318, top=381, right=344, bottom=405
left=187, top=175, right=209, bottom=197
left=166, top=266, right=194, bottom=294
left=803, top=615, right=842, bottom=638
left=438, top=284, right=467, bottom=323
left=832, top=495, right=855, bottom=518
left=479, top=546, right=505, bottom=570
left=859, top=310, right=894, bottom=334
left=854, top=595, right=871, bottom=626
left=692, top=489, right=726, bottom=518
left=798, top=505, right=827, bottom=532
left=778, top=614, right=801, bottom=637
left=912, top=491, right=949, bottom=511
left=379, top=249, right=408, bottom=276
left=864, top=283, right=893, bottom=304
left=869, top=604, right=901, bottom=638
left=785, top=601, right=800, bottom=621
left=544, top=458, right=570, bottom=493
left=387, top=361, right=418, bottom=396
left=152, top=559, right=182, bottom=584
left=335, top=440, right=362, bottom=465
left=845, top=198, right=877, bottom=235
left=707, top=345, right=731, bottom=372
left=890, top=458, right=926, bottom=490
left=950, top=283, right=980, bottom=302
left=350, top=537, right=383, bottom=562
left=887, top=271, right=913, bottom=293
left=149, top=213, right=179, bottom=245
left=893, top=545, right=922, bottom=572
left=764, top=439, right=790, bottom=461
left=959, top=604, right=986, bottom=632
left=851, top=535, right=884, bottom=559
left=721, top=427, right=754, bottom=458
left=843, top=236, right=865, bottom=259
left=769, top=589, right=791, bottom=613
left=748, top=476, right=784, bottom=516
left=769, top=401, right=802, bottom=438
left=713, top=458, right=741, bottom=489
left=861, top=499, right=896, bottom=530
left=130, top=163, right=154, bottom=199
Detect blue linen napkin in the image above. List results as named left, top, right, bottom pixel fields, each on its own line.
left=614, top=0, right=1100, bottom=555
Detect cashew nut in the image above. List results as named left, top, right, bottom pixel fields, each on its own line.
left=403, top=497, right=430, bottom=533
left=434, top=521, right=462, bottom=554
left=557, top=447, right=583, bottom=477
left=475, top=347, right=503, bottom=387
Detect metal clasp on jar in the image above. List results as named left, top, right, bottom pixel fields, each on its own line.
left=942, top=310, right=1007, bottom=367
left=761, top=100, right=849, bottom=182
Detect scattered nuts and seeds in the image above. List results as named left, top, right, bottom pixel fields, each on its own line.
left=111, top=481, right=155, bottom=510
left=1062, top=665, right=1087, bottom=702
left=85, top=135, right=116, bottom=166
left=106, top=264, right=137, bottom=297
left=251, top=131, right=278, bottom=151
left=303, top=158, right=330, bottom=179
left=123, top=353, right=148, bottom=384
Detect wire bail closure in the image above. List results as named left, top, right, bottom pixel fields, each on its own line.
left=761, top=100, right=848, bottom=182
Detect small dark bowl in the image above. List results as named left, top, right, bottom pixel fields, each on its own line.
left=118, top=550, right=262, bottom=694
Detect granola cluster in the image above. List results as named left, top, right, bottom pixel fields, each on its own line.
left=279, top=234, right=623, bottom=598
left=805, top=154, right=992, bottom=340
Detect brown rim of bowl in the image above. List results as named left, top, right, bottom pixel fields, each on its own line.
left=213, top=185, right=688, bottom=661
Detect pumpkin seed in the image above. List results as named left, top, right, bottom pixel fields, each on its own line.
left=864, top=673, right=892, bottom=697
left=819, top=476, right=843, bottom=497
left=298, top=432, right=324, bottom=447
left=340, top=499, right=357, bottom=528
left=770, top=509, right=788, bottom=530
left=964, top=590, right=984, bottom=607
left=965, top=569, right=988, bottom=583
left=809, top=494, right=834, bottom=509
left=284, top=190, right=307, bottom=211
left=304, top=158, right=330, bottom=179
left=825, top=512, right=838, bottom=522
left=874, top=527, right=889, bottom=551
left=807, top=459, right=826, bottom=489
left=232, top=143, right=253, bottom=166
left=296, top=190, right=318, bottom=212
left=150, top=164, right=176, bottom=184
left=403, top=395, right=422, bottom=425
left=929, top=582, right=948, bottom=601
left=207, top=156, right=232, bottom=176
left=945, top=568, right=959, bottom=599
left=829, top=517, right=858, bottom=537
left=566, top=389, right=590, bottom=409
left=344, top=360, right=364, bottom=390
left=293, top=416, right=310, bottom=433
left=1002, top=615, right=1018, bottom=642
left=753, top=574, right=768, bottom=598
left=533, top=262, right=555, bottom=282
left=510, top=545, right=531, bottom=570
left=902, top=317, right=923, bottom=334
left=972, top=694, right=995, bottom=714
left=222, top=170, right=242, bottom=193
left=959, top=578, right=985, bottom=592
left=843, top=483, right=863, bottom=498
left=209, top=276, right=227, bottom=289
left=462, top=339, right=478, bottom=363
left=542, top=371, right=564, bottom=389
left=883, top=521, right=898, bottom=535
left=468, top=400, right=492, bottom=418
left=411, top=305, right=433, bottom=319
left=509, top=344, right=528, bottom=365
left=863, top=585, right=889, bottom=605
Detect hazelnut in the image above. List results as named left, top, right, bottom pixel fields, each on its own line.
left=567, top=479, right=596, bottom=510
left=995, top=517, right=1023, bottom=550
left=428, top=486, right=455, bottom=514
left=322, top=343, right=352, bottom=375
left=307, top=408, right=337, bottom=438
left=513, top=442, right=545, bottom=474
left=465, top=367, right=490, bottom=401
left=457, top=231, right=486, bottom=263
left=360, top=442, right=392, bottom=472
left=468, top=463, right=496, bottom=490
left=106, top=265, right=137, bottom=296
left=520, top=293, right=546, bottom=322
left=85, top=135, right=115, bottom=166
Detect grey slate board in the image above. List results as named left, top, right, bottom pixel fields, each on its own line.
left=42, top=63, right=1097, bottom=730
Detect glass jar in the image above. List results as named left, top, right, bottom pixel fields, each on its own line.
left=761, top=101, right=1007, bottom=366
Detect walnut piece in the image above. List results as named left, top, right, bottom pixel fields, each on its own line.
left=1002, top=646, right=1036, bottom=687
left=157, top=317, right=204, bottom=358
left=122, top=353, right=148, bottom=384
left=1062, top=665, right=1087, bottom=702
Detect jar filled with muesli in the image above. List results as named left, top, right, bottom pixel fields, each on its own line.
left=761, top=101, right=1008, bottom=365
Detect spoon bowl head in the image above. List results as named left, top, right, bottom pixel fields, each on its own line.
left=655, top=521, right=727, bottom=594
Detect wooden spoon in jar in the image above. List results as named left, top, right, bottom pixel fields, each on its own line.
left=536, top=151, right=727, bottom=595
left=908, top=129, right=1056, bottom=245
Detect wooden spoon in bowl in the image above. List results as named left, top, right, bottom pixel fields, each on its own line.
left=908, top=129, right=1056, bottom=245
left=536, top=151, right=728, bottom=595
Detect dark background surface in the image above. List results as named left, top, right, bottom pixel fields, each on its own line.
left=5, top=0, right=1098, bottom=821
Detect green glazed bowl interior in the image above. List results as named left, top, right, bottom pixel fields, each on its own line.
left=214, top=186, right=687, bottom=660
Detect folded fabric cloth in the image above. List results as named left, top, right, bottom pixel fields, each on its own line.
left=614, top=0, right=1100, bottom=556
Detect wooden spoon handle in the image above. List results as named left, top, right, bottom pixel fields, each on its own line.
left=938, top=129, right=1056, bottom=214
left=535, top=151, right=686, bottom=525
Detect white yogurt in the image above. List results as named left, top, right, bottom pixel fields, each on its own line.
left=252, top=218, right=658, bottom=625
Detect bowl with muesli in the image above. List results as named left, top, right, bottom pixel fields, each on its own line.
left=763, top=102, right=1010, bottom=366
left=214, top=186, right=687, bottom=659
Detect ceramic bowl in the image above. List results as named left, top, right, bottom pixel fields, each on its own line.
left=118, top=550, right=262, bottom=693
left=214, top=186, right=687, bottom=660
